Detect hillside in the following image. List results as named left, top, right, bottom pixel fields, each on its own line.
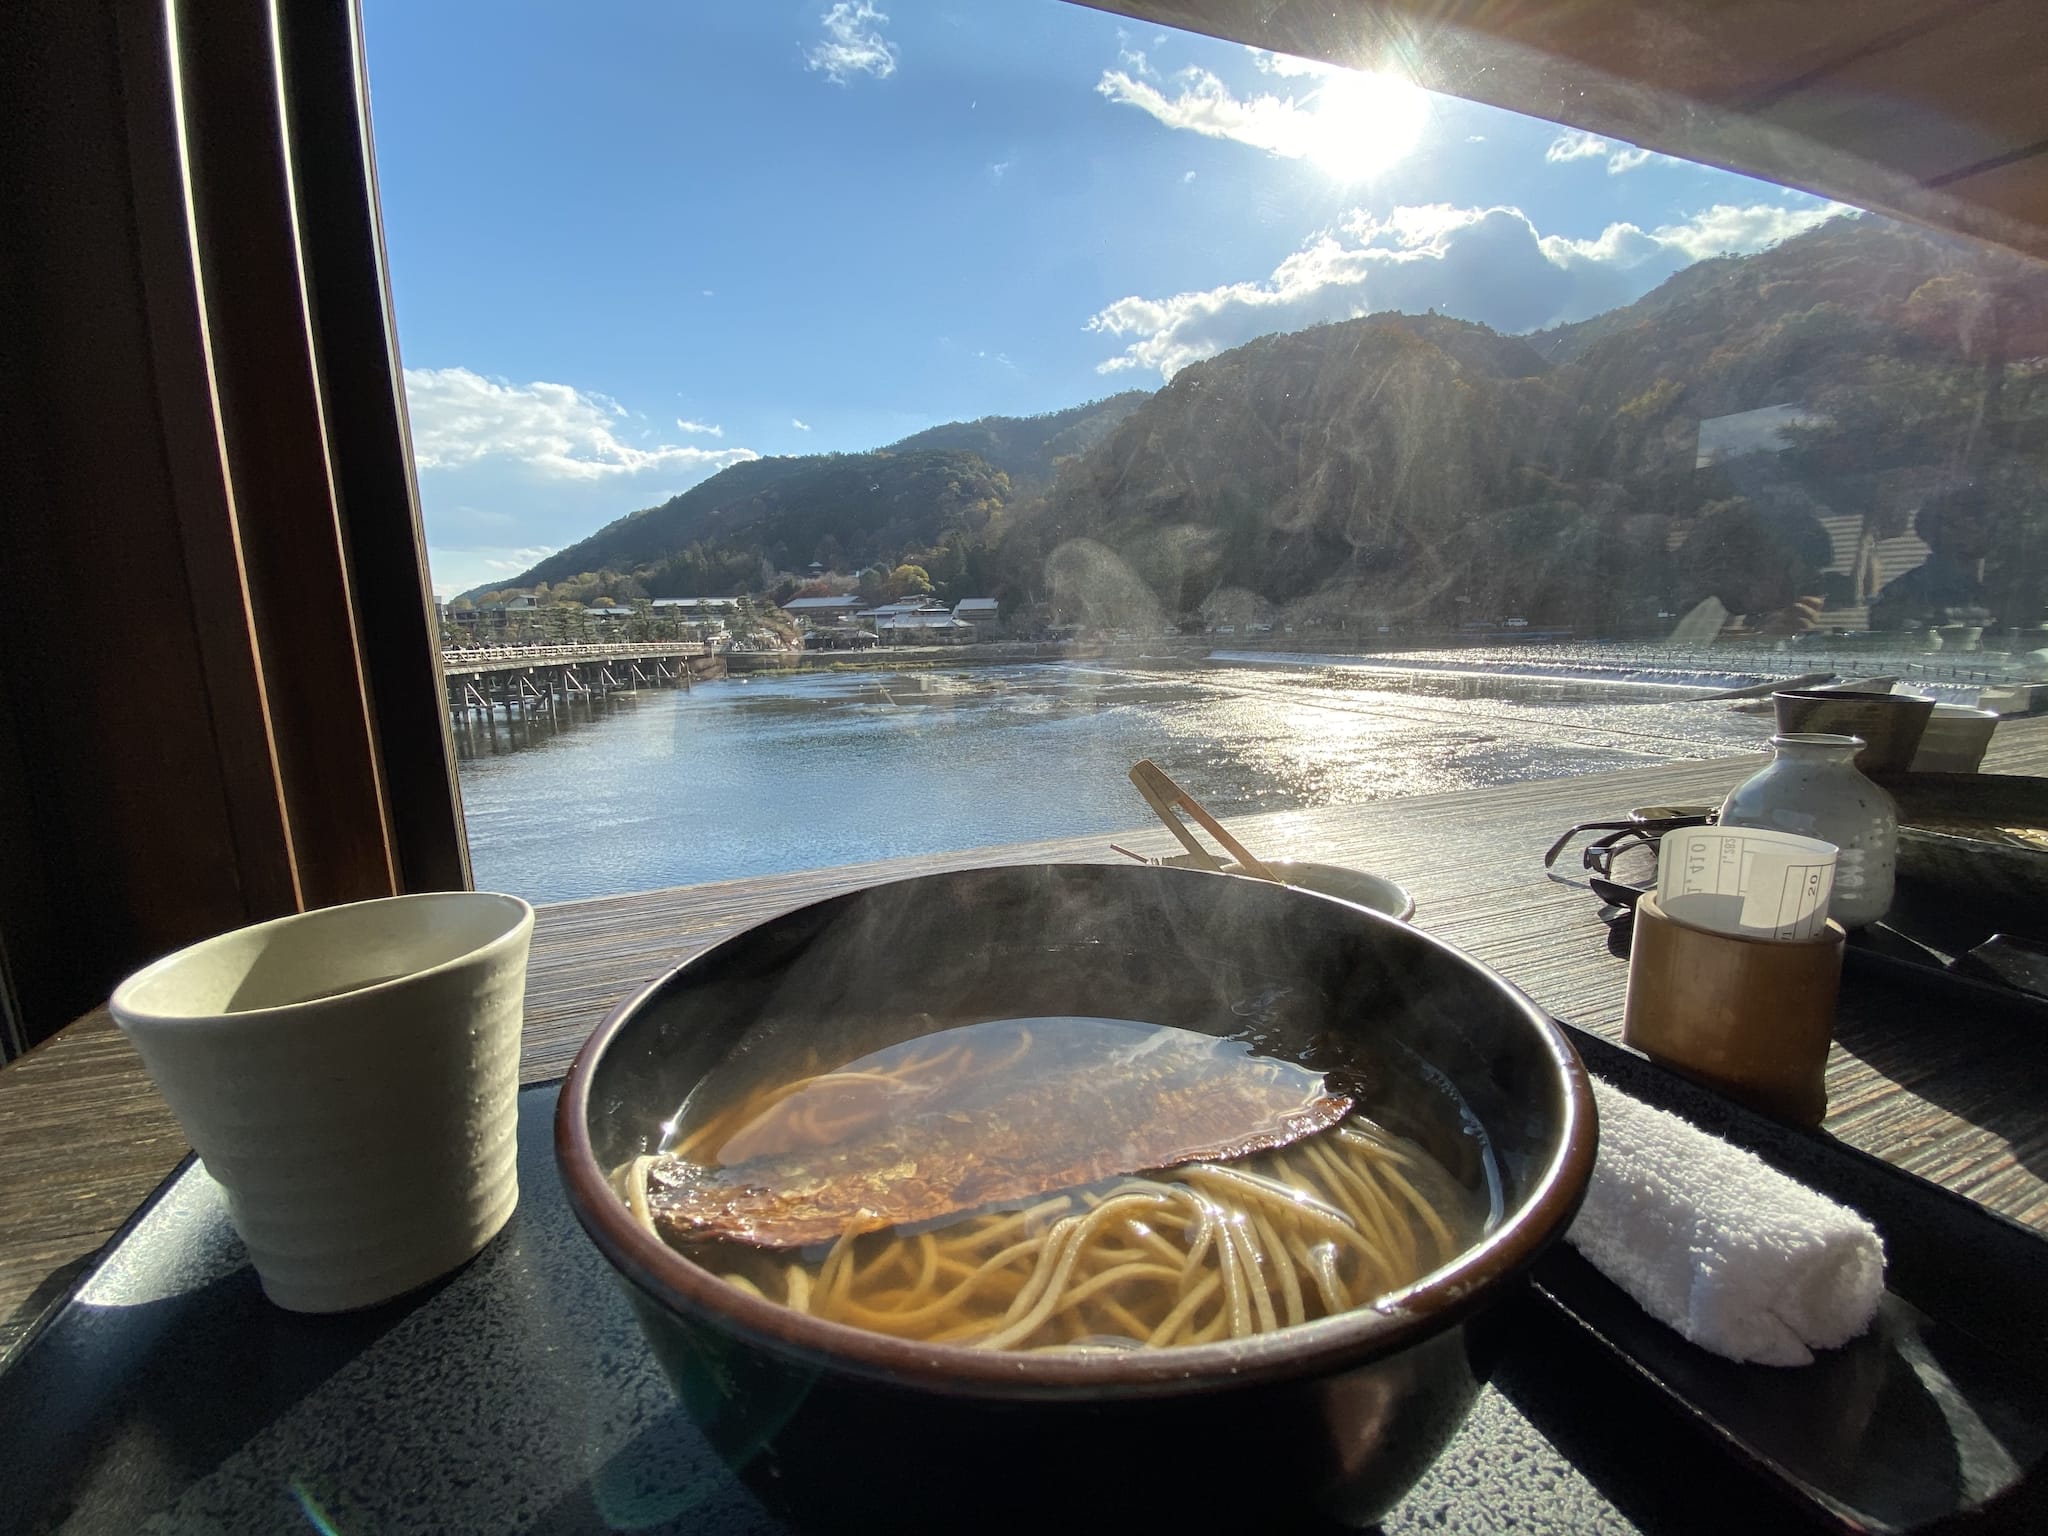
left=883, top=393, right=1150, bottom=485
left=986, top=215, right=2048, bottom=629
left=1524, top=254, right=1743, bottom=366
left=984, top=314, right=1580, bottom=621
left=484, top=448, right=1014, bottom=598
left=476, top=215, right=2047, bottom=630
left=477, top=396, right=1152, bottom=600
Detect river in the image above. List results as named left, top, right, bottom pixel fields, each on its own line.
left=454, top=647, right=1990, bottom=904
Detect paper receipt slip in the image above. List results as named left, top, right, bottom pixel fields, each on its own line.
left=1656, top=827, right=1838, bottom=941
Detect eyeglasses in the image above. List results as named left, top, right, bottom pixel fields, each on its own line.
left=1543, top=813, right=1715, bottom=905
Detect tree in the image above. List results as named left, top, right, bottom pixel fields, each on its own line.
left=551, top=601, right=589, bottom=643
left=885, top=563, right=932, bottom=602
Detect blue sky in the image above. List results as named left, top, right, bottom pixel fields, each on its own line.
left=362, top=0, right=1843, bottom=596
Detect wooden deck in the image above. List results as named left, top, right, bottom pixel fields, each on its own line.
left=4, top=716, right=2046, bottom=1362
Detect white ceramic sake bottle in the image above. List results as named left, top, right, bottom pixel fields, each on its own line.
left=1719, top=733, right=1897, bottom=928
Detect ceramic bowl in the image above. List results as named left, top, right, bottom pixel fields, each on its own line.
left=1909, top=704, right=1999, bottom=774
left=556, top=862, right=1594, bottom=1531
left=1155, top=852, right=1416, bottom=921
left=1770, top=689, right=1935, bottom=774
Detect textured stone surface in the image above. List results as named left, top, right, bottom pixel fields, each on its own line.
left=3, top=1087, right=1794, bottom=1536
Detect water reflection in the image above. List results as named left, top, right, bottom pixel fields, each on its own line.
left=456, top=652, right=1833, bottom=905
left=451, top=689, right=646, bottom=760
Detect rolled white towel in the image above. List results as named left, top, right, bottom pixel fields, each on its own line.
left=1566, top=1079, right=1887, bottom=1366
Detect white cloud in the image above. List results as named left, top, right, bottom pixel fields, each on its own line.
left=1668, top=200, right=1856, bottom=254
left=1546, top=201, right=1851, bottom=264
left=1096, top=55, right=1427, bottom=178
left=1086, top=199, right=1846, bottom=379
left=427, top=545, right=557, bottom=599
left=403, top=367, right=757, bottom=481
left=1546, top=128, right=1670, bottom=175
left=1248, top=47, right=1336, bottom=79
left=792, top=418, right=813, bottom=431
left=675, top=418, right=724, bottom=437
left=1111, top=34, right=1151, bottom=76
left=806, top=2, right=897, bottom=85
left=1097, top=66, right=1307, bottom=157
left=1545, top=130, right=1611, bottom=164
left=1183, top=170, right=1197, bottom=183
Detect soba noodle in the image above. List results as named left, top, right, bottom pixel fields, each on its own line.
left=614, top=1025, right=1484, bottom=1353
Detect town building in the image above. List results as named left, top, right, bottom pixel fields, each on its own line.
left=780, top=594, right=866, bottom=622
left=876, top=609, right=977, bottom=643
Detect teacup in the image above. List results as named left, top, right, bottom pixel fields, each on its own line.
left=110, top=892, right=534, bottom=1312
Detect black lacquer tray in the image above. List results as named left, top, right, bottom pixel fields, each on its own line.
left=3, top=1063, right=2045, bottom=1535
left=1536, top=1027, right=2048, bottom=1534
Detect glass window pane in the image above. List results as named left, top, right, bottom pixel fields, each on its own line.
left=361, top=1, right=2048, bottom=906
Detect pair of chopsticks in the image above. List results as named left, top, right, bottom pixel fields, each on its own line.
left=1126, top=760, right=1280, bottom=882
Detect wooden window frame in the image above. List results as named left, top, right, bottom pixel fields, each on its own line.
left=0, top=0, right=465, bottom=1054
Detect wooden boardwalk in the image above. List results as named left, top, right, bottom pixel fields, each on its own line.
left=3, top=715, right=2045, bottom=1360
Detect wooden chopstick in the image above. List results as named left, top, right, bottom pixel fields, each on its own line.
left=1129, top=760, right=1282, bottom=882
left=1126, top=763, right=1211, bottom=860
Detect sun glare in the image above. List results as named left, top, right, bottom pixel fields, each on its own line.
left=1306, top=71, right=1429, bottom=181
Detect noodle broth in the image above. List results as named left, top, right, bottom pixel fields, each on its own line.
left=617, top=1015, right=1493, bottom=1353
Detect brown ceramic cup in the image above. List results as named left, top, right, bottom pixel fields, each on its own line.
left=1623, top=890, right=1844, bottom=1126
left=1770, top=690, right=1934, bottom=775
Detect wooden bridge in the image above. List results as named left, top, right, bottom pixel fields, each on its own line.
left=441, top=642, right=723, bottom=728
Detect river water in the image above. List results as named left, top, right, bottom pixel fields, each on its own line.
left=454, top=647, right=1990, bottom=904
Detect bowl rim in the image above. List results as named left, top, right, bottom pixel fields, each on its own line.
left=1214, top=858, right=1418, bottom=923
left=554, top=862, right=1596, bottom=1399
left=1923, top=704, right=2000, bottom=722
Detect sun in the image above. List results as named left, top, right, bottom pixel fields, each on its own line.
left=1304, top=71, right=1429, bottom=182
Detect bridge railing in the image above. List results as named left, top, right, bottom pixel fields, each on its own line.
left=440, top=641, right=715, bottom=670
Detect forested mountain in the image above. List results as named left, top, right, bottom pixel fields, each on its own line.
left=1524, top=254, right=1745, bottom=366
left=478, top=216, right=2048, bottom=630
left=477, top=397, right=1146, bottom=602
left=981, top=315, right=1577, bottom=624
left=984, top=216, right=2048, bottom=630
left=883, top=394, right=1150, bottom=485
left=487, top=449, right=1014, bottom=599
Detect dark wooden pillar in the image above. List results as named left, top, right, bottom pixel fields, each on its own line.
left=0, top=0, right=467, bottom=1054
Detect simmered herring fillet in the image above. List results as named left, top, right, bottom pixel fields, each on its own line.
left=644, top=1021, right=1351, bottom=1249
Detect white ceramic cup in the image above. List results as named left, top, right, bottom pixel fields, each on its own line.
left=1909, top=704, right=2000, bottom=773
left=110, top=891, right=535, bottom=1313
